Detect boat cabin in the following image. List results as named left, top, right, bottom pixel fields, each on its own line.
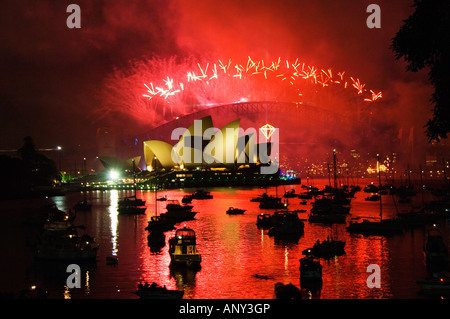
left=168, top=227, right=201, bottom=267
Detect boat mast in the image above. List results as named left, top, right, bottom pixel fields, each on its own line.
left=377, top=154, right=382, bottom=221
left=154, top=156, right=158, bottom=216
left=83, top=157, right=87, bottom=202
left=333, top=149, right=338, bottom=190
left=419, top=164, right=425, bottom=209
left=132, top=159, right=137, bottom=198
left=443, top=158, right=448, bottom=184
left=327, top=163, right=331, bottom=188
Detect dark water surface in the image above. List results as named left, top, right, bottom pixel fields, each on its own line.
left=1, top=179, right=448, bottom=299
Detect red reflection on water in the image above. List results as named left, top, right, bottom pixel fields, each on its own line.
left=21, top=178, right=428, bottom=299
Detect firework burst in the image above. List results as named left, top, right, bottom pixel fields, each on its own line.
left=100, top=56, right=382, bottom=125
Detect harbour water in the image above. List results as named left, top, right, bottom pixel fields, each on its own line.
left=0, top=178, right=448, bottom=299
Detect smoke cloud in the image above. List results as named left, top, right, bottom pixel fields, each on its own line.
left=0, top=0, right=433, bottom=170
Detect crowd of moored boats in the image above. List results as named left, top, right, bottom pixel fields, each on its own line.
left=6, top=180, right=450, bottom=299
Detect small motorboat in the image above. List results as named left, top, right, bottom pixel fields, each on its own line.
left=181, top=195, right=193, bottom=204
left=303, top=238, right=346, bottom=259
left=365, top=194, right=380, bottom=201
left=134, top=282, right=184, bottom=299
left=145, top=215, right=176, bottom=232
left=283, top=190, right=297, bottom=198
left=299, top=249, right=323, bottom=289
left=73, top=199, right=92, bottom=211
left=346, top=218, right=403, bottom=236
left=190, top=190, right=213, bottom=199
left=118, top=196, right=146, bottom=207
left=226, top=207, right=246, bottom=215
left=118, top=205, right=146, bottom=215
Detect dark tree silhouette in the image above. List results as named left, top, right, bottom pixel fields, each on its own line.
left=391, top=0, right=450, bottom=142
left=17, top=136, right=61, bottom=187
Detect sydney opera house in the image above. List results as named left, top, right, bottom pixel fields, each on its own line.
left=97, top=116, right=300, bottom=188
left=143, top=116, right=272, bottom=171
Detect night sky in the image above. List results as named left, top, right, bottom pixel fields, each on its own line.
left=0, top=0, right=431, bottom=161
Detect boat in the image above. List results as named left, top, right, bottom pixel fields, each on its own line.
left=134, top=282, right=184, bottom=299
left=42, top=208, right=75, bottom=231
left=424, top=225, right=449, bottom=273
left=145, top=215, right=176, bottom=232
left=303, top=238, right=346, bottom=259
left=73, top=199, right=92, bottom=211
left=256, top=213, right=273, bottom=228
left=145, top=184, right=176, bottom=233
left=397, top=208, right=438, bottom=228
left=365, top=194, right=380, bottom=201
left=259, top=195, right=288, bottom=209
left=181, top=195, right=193, bottom=203
left=34, top=229, right=99, bottom=261
left=166, top=200, right=193, bottom=212
left=118, top=205, right=146, bottom=215
left=118, top=159, right=146, bottom=214
left=308, top=213, right=347, bottom=224
left=162, top=200, right=197, bottom=221
left=283, top=189, right=298, bottom=198
left=310, top=197, right=351, bottom=214
left=297, top=193, right=313, bottom=200
left=364, top=184, right=379, bottom=193
left=118, top=196, right=146, bottom=207
left=267, top=215, right=304, bottom=241
left=250, top=193, right=267, bottom=202
left=74, top=159, right=92, bottom=211
left=299, top=249, right=322, bottom=289
left=190, top=189, right=213, bottom=199
left=347, top=155, right=402, bottom=236
left=256, top=211, right=299, bottom=229
left=147, top=230, right=166, bottom=249
left=309, top=195, right=350, bottom=224
left=226, top=207, right=246, bottom=215
left=168, top=227, right=201, bottom=268
left=156, top=196, right=167, bottom=201
left=347, top=218, right=402, bottom=236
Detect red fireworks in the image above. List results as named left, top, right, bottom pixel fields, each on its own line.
left=142, top=56, right=382, bottom=104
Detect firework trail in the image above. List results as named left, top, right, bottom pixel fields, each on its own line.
left=100, top=56, right=382, bottom=125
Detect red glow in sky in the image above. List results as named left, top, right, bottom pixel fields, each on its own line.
left=0, top=0, right=432, bottom=159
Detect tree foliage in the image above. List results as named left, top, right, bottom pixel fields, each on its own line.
left=391, top=0, right=450, bottom=142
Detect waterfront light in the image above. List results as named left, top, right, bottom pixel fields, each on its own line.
left=109, top=169, right=119, bottom=180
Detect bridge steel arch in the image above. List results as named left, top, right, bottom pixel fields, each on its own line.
left=130, top=101, right=356, bottom=140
